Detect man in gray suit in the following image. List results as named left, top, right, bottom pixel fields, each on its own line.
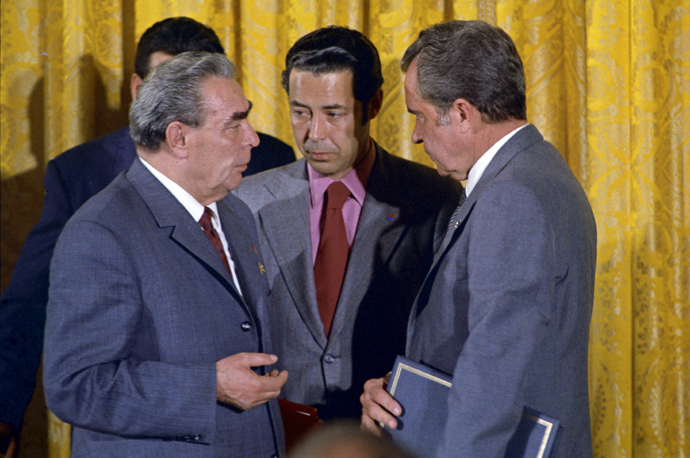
left=43, top=52, right=288, bottom=457
left=234, top=26, right=459, bottom=420
left=361, top=21, right=597, bottom=457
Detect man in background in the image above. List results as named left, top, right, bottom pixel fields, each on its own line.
left=0, top=16, right=294, bottom=452
left=44, top=51, right=287, bottom=456
left=361, top=20, right=596, bottom=457
left=235, top=26, right=459, bottom=420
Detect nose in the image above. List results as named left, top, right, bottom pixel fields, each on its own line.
left=244, top=122, right=260, bottom=148
left=308, top=114, right=326, bottom=141
left=411, top=119, right=423, bottom=144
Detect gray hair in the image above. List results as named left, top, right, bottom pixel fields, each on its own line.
left=401, top=20, right=526, bottom=123
left=130, top=51, right=236, bottom=150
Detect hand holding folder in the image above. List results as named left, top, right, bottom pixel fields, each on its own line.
left=385, top=356, right=562, bottom=458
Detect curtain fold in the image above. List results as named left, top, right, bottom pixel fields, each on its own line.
left=1, top=1, right=688, bottom=456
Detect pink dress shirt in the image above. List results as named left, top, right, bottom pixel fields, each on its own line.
left=308, top=140, right=376, bottom=264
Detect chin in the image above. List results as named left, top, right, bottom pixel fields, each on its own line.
left=308, top=161, right=337, bottom=176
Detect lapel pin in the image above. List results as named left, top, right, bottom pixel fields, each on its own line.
left=387, top=213, right=395, bottom=221
left=258, top=262, right=266, bottom=274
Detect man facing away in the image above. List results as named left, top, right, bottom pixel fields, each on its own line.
left=235, top=26, right=460, bottom=420
left=361, top=20, right=596, bottom=457
left=43, top=52, right=288, bottom=457
left=0, top=16, right=294, bottom=451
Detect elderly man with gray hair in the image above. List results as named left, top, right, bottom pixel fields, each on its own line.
left=361, top=21, right=596, bottom=457
left=43, top=52, right=288, bottom=457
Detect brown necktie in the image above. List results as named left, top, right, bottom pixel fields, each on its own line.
left=314, top=181, right=351, bottom=337
left=198, top=206, right=231, bottom=274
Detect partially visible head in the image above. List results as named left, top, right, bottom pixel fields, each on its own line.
left=130, top=52, right=236, bottom=150
left=401, top=20, right=526, bottom=123
left=131, top=17, right=224, bottom=98
left=134, top=17, right=224, bottom=79
left=401, top=21, right=526, bottom=181
left=130, top=52, right=258, bottom=203
left=282, top=26, right=384, bottom=179
left=282, top=26, right=383, bottom=118
left=288, top=421, right=414, bottom=458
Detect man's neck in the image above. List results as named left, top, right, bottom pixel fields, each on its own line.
left=474, top=119, right=528, bottom=157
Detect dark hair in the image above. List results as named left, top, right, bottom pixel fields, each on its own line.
left=401, top=20, right=526, bottom=123
left=281, top=26, right=383, bottom=120
left=134, top=17, right=225, bottom=79
left=130, top=52, right=236, bottom=150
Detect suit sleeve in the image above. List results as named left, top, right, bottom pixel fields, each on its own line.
left=43, top=218, right=218, bottom=441
left=0, top=160, right=74, bottom=430
left=438, top=181, right=556, bottom=457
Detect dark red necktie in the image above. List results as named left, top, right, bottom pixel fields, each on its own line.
left=314, top=181, right=351, bottom=337
left=198, top=206, right=231, bottom=275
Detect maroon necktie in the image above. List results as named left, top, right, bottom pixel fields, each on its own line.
left=198, top=206, right=231, bottom=275
left=314, top=181, right=351, bottom=337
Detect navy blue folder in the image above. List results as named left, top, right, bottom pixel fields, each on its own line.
left=386, top=355, right=562, bottom=458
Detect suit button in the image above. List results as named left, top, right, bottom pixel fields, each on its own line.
left=241, top=321, right=252, bottom=332
left=324, top=354, right=335, bottom=364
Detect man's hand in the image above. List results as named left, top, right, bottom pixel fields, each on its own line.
left=360, top=375, right=402, bottom=435
left=216, top=353, right=288, bottom=410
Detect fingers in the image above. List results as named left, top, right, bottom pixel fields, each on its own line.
left=265, top=369, right=289, bottom=380
left=260, top=369, right=288, bottom=393
left=361, top=410, right=383, bottom=436
left=360, top=377, right=401, bottom=432
left=235, top=352, right=279, bottom=368
left=216, top=353, right=287, bottom=410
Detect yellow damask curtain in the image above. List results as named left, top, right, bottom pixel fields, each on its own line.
left=1, top=0, right=688, bottom=457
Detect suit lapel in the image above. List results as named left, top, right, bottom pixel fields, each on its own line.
left=258, top=164, right=327, bottom=347
left=127, top=159, right=245, bottom=306
left=407, top=124, right=543, bottom=346
left=217, top=197, right=264, bottom=324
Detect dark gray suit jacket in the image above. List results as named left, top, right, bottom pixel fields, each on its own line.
left=407, top=125, right=596, bottom=457
left=0, top=127, right=294, bottom=432
left=43, top=159, right=285, bottom=457
left=235, top=143, right=460, bottom=419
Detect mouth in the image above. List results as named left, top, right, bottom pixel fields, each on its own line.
left=307, top=151, right=335, bottom=161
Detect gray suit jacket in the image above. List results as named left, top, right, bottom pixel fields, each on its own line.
left=43, top=159, right=285, bottom=457
left=407, top=125, right=596, bottom=457
left=234, top=143, right=460, bottom=419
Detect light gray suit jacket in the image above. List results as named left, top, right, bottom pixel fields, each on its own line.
left=234, top=143, right=460, bottom=419
left=407, top=125, right=596, bottom=457
left=43, top=159, right=285, bottom=457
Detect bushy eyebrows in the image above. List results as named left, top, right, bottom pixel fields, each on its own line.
left=230, top=101, right=253, bottom=121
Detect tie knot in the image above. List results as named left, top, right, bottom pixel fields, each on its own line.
left=325, top=181, right=350, bottom=210
left=199, top=206, right=214, bottom=230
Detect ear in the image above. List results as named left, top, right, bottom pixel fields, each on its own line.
left=165, top=121, right=191, bottom=159
left=130, top=73, right=143, bottom=100
left=452, top=98, right=479, bottom=133
left=367, top=89, right=384, bottom=121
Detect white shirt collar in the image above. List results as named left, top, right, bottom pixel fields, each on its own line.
left=138, top=156, right=240, bottom=293
left=138, top=157, right=216, bottom=223
left=465, top=124, right=529, bottom=197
